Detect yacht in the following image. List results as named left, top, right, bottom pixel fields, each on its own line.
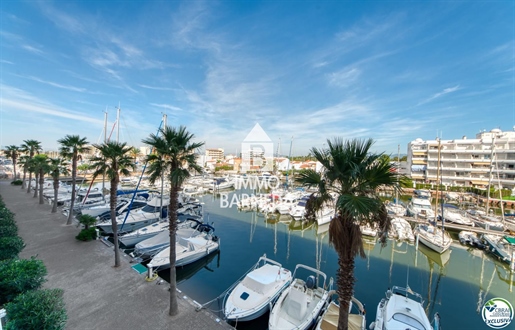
left=369, top=286, right=441, bottom=330
left=406, top=197, right=435, bottom=219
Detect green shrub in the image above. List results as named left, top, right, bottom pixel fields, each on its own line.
left=77, top=214, right=97, bottom=230
left=0, top=207, right=15, bottom=222
left=10, top=179, right=23, bottom=186
left=0, top=258, right=47, bottom=305
left=5, top=288, right=67, bottom=330
left=0, top=236, right=25, bottom=261
left=0, top=223, right=18, bottom=238
left=75, top=228, right=97, bottom=241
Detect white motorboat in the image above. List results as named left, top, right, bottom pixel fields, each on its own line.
left=360, top=223, right=377, bottom=237
left=406, top=197, right=434, bottom=219
left=223, top=254, right=292, bottom=322
left=276, top=193, right=300, bottom=215
left=439, top=204, right=474, bottom=226
left=482, top=234, right=515, bottom=267
left=289, top=196, right=310, bottom=220
left=315, top=296, right=366, bottom=330
left=268, top=264, right=331, bottom=330
left=389, top=217, right=415, bottom=243
left=316, top=206, right=335, bottom=226
left=147, top=224, right=219, bottom=269
left=414, top=224, right=452, bottom=254
left=119, top=220, right=169, bottom=247
left=96, top=196, right=169, bottom=234
left=472, top=214, right=505, bottom=232
left=413, top=189, right=432, bottom=200
left=369, top=286, right=441, bottom=330
left=385, top=201, right=407, bottom=217
left=132, top=218, right=205, bottom=257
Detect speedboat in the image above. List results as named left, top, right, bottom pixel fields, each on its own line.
left=223, top=254, right=292, bottom=322
left=439, top=204, right=474, bottom=226
left=389, top=217, right=415, bottom=243
left=132, top=218, right=205, bottom=257
left=482, top=234, right=515, bottom=267
left=369, top=286, right=441, bottom=330
left=414, top=224, right=452, bottom=254
left=406, top=198, right=434, bottom=219
left=96, top=196, right=169, bottom=234
left=316, top=206, right=335, bottom=226
left=147, top=224, right=219, bottom=269
left=268, top=264, right=331, bottom=330
left=360, top=223, right=378, bottom=237
left=119, top=220, right=169, bottom=247
left=315, top=296, right=366, bottom=330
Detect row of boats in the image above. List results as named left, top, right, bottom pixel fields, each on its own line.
left=219, top=254, right=440, bottom=330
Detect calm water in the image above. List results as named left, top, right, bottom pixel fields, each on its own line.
left=155, top=190, right=514, bottom=330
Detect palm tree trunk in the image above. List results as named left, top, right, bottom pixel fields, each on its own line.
left=66, top=155, right=77, bottom=225
left=33, top=172, right=39, bottom=198
left=336, top=253, right=355, bottom=330
left=27, top=171, right=32, bottom=193
left=111, top=177, right=121, bottom=267
left=39, top=169, right=45, bottom=204
left=52, top=177, right=59, bottom=213
left=13, top=160, right=17, bottom=180
left=21, top=168, right=26, bottom=189
left=168, top=186, right=179, bottom=316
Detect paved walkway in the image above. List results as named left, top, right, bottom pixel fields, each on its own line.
left=0, top=180, right=233, bottom=330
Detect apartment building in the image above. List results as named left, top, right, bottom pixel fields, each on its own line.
left=205, top=148, right=224, bottom=161
left=407, top=128, right=515, bottom=189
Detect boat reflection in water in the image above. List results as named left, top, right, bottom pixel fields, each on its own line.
left=416, top=243, right=451, bottom=317
left=158, top=250, right=221, bottom=284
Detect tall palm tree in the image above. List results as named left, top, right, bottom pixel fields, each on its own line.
left=142, top=126, right=204, bottom=317
left=4, top=145, right=20, bottom=179
left=18, top=155, right=29, bottom=187
left=89, top=141, right=135, bottom=267
left=31, top=154, right=49, bottom=202
left=58, top=135, right=89, bottom=225
left=20, top=140, right=42, bottom=192
left=295, top=138, right=402, bottom=330
left=49, top=158, right=70, bottom=213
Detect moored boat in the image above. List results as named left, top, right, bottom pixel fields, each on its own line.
left=223, top=254, right=292, bottom=322
left=268, top=264, right=331, bottom=330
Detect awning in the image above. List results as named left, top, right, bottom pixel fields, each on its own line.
left=473, top=162, right=490, bottom=165
left=412, top=160, right=427, bottom=165
left=412, top=152, right=427, bottom=156
left=470, top=180, right=486, bottom=185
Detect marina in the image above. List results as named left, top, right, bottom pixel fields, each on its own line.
left=145, top=189, right=514, bottom=330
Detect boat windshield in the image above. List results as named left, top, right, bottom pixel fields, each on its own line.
left=392, top=313, right=426, bottom=330
left=414, top=202, right=432, bottom=209
left=141, top=205, right=161, bottom=213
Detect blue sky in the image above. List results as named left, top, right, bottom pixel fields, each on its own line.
left=1, top=1, right=514, bottom=156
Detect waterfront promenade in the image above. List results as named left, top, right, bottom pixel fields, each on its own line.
left=0, top=181, right=233, bottom=330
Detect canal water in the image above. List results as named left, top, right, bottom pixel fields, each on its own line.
left=156, top=190, right=514, bottom=330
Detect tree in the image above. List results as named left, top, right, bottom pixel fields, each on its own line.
left=5, top=288, right=67, bottom=330
left=142, top=125, right=204, bottom=316
left=58, top=135, right=89, bottom=225
left=31, top=154, right=49, bottom=203
left=4, top=145, right=20, bottom=179
left=89, top=141, right=135, bottom=267
left=48, top=158, right=70, bottom=213
left=295, top=138, right=402, bottom=330
left=20, top=140, right=42, bottom=192
left=130, top=147, right=141, bottom=161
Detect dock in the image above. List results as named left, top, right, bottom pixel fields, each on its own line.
left=403, top=215, right=513, bottom=236
left=0, top=180, right=233, bottom=330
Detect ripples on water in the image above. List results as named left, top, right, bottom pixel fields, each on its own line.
left=153, top=191, right=514, bottom=330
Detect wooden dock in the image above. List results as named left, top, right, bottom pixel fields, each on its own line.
left=402, top=216, right=512, bottom=236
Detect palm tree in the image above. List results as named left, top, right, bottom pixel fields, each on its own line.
left=18, top=155, right=29, bottom=187
left=31, top=154, right=49, bottom=203
left=89, top=141, right=135, bottom=267
left=129, top=147, right=141, bottom=162
left=58, top=135, right=89, bottom=225
left=295, top=138, right=402, bottom=330
left=4, top=145, right=20, bottom=179
left=20, top=140, right=42, bottom=192
left=48, top=158, right=70, bottom=213
left=142, top=126, right=204, bottom=317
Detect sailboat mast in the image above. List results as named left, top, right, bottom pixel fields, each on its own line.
left=486, top=136, right=496, bottom=215
left=433, top=138, right=441, bottom=222
left=116, top=103, right=120, bottom=143
left=396, top=144, right=400, bottom=205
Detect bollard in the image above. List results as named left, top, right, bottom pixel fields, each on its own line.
left=95, top=228, right=100, bottom=240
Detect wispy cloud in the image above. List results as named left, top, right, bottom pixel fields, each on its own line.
left=149, top=103, right=183, bottom=112
left=417, top=85, right=461, bottom=106
left=327, top=67, right=361, bottom=87
left=21, top=44, right=43, bottom=54
left=27, top=76, right=87, bottom=92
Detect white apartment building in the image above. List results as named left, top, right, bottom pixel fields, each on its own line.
left=205, top=148, right=224, bottom=161
left=407, top=128, right=515, bottom=189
